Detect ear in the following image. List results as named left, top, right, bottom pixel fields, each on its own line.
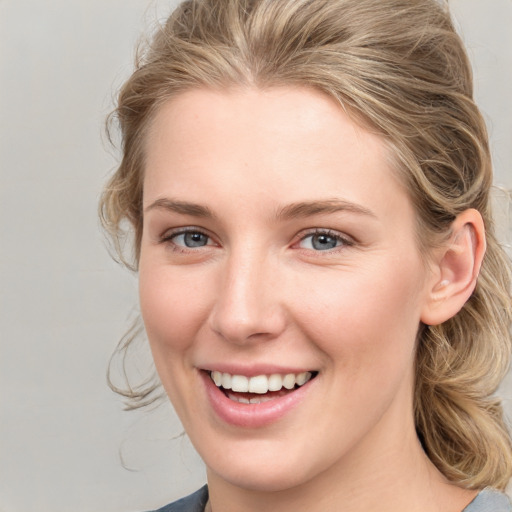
left=420, top=209, right=486, bottom=326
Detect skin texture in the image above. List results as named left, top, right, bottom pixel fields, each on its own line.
left=139, top=87, right=480, bottom=512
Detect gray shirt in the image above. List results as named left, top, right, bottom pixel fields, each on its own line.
left=463, top=488, right=512, bottom=512
left=150, top=485, right=512, bottom=511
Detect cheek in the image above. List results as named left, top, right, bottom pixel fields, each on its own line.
left=138, top=262, right=213, bottom=354
left=293, top=259, right=425, bottom=370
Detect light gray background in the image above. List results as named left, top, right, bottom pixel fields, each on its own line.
left=1, top=1, right=511, bottom=511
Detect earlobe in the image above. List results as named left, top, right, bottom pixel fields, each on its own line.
left=420, top=209, right=486, bottom=326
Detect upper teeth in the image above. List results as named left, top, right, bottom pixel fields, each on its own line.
left=210, top=371, right=313, bottom=394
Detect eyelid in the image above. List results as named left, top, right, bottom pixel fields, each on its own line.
left=159, top=226, right=217, bottom=247
left=157, top=226, right=354, bottom=252
left=293, top=228, right=355, bottom=251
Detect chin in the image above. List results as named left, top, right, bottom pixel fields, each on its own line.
left=200, top=438, right=330, bottom=494
left=210, top=462, right=316, bottom=493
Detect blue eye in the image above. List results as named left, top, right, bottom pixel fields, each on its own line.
left=172, top=231, right=210, bottom=248
left=299, top=232, right=345, bottom=251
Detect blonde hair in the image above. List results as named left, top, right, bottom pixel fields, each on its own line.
left=100, top=0, right=512, bottom=490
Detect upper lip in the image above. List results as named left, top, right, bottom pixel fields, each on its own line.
left=198, top=364, right=317, bottom=377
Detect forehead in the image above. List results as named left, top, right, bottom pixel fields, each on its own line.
left=146, top=86, right=380, bottom=148
left=143, top=86, right=412, bottom=226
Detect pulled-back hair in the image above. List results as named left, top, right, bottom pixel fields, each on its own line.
left=100, top=0, right=512, bottom=490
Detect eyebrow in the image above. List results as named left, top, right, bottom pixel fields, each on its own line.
left=144, top=198, right=215, bottom=218
left=275, top=199, right=376, bottom=220
left=144, top=197, right=376, bottom=221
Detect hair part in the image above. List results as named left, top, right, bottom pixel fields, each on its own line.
left=100, top=0, right=512, bottom=489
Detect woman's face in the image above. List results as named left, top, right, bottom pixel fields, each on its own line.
left=139, top=87, right=436, bottom=492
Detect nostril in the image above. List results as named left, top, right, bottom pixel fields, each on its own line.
left=209, top=312, right=284, bottom=345
left=207, top=264, right=287, bottom=344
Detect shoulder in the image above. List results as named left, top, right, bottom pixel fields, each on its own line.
left=463, top=488, right=512, bottom=512
left=145, top=486, right=209, bottom=512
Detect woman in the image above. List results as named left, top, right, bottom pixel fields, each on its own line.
left=100, top=0, right=512, bottom=510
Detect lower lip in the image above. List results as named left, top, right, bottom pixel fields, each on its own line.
left=200, top=371, right=315, bottom=428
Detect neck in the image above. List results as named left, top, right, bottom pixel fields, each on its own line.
left=205, top=424, right=476, bottom=512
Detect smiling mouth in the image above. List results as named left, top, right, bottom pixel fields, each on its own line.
left=209, top=371, right=318, bottom=404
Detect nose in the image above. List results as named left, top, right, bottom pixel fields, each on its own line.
left=208, top=250, right=287, bottom=344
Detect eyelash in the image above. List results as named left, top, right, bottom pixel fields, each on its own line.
left=294, top=229, right=354, bottom=253
left=160, top=227, right=354, bottom=255
left=159, top=227, right=215, bottom=253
